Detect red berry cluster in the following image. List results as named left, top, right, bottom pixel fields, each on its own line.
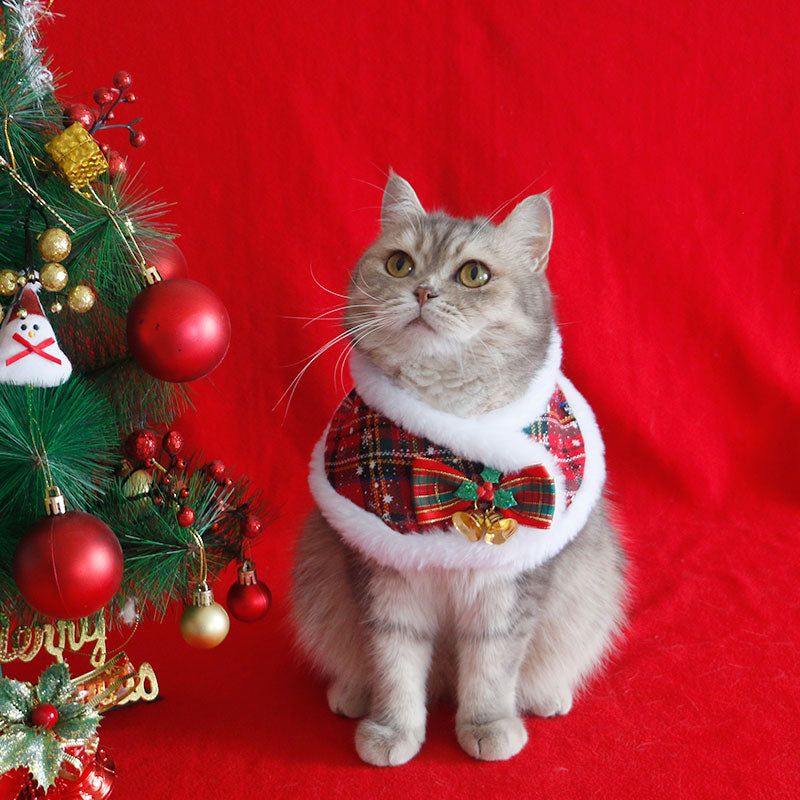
left=63, top=70, right=144, bottom=179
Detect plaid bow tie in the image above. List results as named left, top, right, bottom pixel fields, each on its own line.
left=411, top=457, right=556, bottom=539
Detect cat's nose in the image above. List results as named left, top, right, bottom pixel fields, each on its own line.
left=414, top=286, right=437, bottom=307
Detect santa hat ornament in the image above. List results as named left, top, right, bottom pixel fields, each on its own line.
left=0, top=285, right=72, bottom=387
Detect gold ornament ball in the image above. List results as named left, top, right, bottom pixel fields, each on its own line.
left=50, top=301, right=63, bottom=314
left=16, top=274, right=27, bottom=287
left=40, top=263, right=69, bottom=292
left=123, top=468, right=152, bottom=504
left=67, top=284, right=95, bottom=313
left=180, top=588, right=230, bottom=649
left=16, top=308, right=27, bottom=319
left=37, top=228, right=72, bottom=262
left=0, top=269, right=18, bottom=296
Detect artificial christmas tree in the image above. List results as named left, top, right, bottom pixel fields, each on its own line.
left=0, top=2, right=269, bottom=794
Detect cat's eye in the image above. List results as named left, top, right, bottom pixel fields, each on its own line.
left=385, top=251, right=414, bottom=278
left=458, top=261, right=490, bottom=288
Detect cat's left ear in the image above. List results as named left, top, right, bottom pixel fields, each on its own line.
left=500, top=193, right=553, bottom=272
left=381, top=171, right=425, bottom=230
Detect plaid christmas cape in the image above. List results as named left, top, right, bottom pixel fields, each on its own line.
left=324, top=385, right=586, bottom=535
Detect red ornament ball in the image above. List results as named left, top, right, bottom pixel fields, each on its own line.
left=124, top=429, right=159, bottom=462
left=226, top=565, right=272, bottom=622
left=93, top=87, right=115, bottom=105
left=107, top=150, right=127, bottom=178
left=129, top=130, right=146, bottom=148
left=124, top=92, right=137, bottom=104
left=13, top=511, right=123, bottom=620
left=162, top=429, right=184, bottom=455
left=206, top=460, right=225, bottom=482
left=177, top=507, right=195, bottom=527
left=31, top=703, right=59, bottom=729
left=113, top=70, right=132, bottom=90
left=144, top=239, right=188, bottom=282
left=240, top=513, right=262, bottom=538
left=63, top=103, right=96, bottom=131
left=126, top=279, right=231, bottom=382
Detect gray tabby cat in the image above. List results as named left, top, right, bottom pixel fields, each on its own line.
left=292, top=173, right=626, bottom=766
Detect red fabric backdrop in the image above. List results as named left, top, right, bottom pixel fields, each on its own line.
left=30, top=0, right=800, bottom=797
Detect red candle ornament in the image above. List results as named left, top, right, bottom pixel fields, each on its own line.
left=126, top=278, right=231, bottom=383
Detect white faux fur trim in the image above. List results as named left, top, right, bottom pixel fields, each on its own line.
left=348, top=331, right=563, bottom=473
left=308, top=362, right=606, bottom=573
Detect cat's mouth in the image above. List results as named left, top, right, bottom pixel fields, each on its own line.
left=405, top=315, right=436, bottom=333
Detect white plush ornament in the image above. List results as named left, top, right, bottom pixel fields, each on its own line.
left=0, top=284, right=72, bottom=387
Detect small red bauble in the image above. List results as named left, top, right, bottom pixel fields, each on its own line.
left=129, top=130, right=146, bottom=148
left=240, top=513, right=262, bottom=539
left=31, top=703, right=59, bottom=729
left=162, top=429, right=184, bottom=455
left=113, top=70, right=132, bottom=90
left=144, top=239, right=189, bottom=282
left=124, top=429, right=159, bottom=462
left=179, top=487, right=190, bottom=499
left=226, top=562, right=272, bottom=622
left=93, top=87, right=114, bottom=105
left=63, top=103, right=96, bottom=131
left=175, top=458, right=186, bottom=470
left=124, top=92, right=137, bottom=104
left=177, top=507, right=195, bottom=527
left=107, top=150, right=127, bottom=178
left=13, top=511, right=123, bottom=620
left=126, top=278, right=231, bottom=383
left=206, top=459, right=225, bottom=482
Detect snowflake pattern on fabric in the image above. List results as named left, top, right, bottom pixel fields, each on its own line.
left=324, top=386, right=587, bottom=533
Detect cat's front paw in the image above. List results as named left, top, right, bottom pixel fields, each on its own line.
left=456, top=716, right=528, bottom=761
left=327, top=679, right=370, bottom=719
left=355, top=718, right=424, bottom=766
left=519, top=684, right=574, bottom=718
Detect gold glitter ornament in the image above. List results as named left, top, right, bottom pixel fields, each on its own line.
left=37, top=228, right=72, bottom=262
left=67, top=284, right=96, bottom=313
left=0, top=269, right=18, bottom=295
left=50, top=301, right=63, bottom=314
left=39, top=262, right=69, bottom=292
left=45, top=123, right=108, bottom=188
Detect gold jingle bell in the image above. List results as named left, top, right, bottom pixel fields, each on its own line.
left=68, top=284, right=96, bottom=313
left=37, top=228, right=72, bottom=262
left=50, top=301, right=63, bottom=314
left=180, top=584, right=230, bottom=649
left=40, top=262, right=69, bottom=292
left=0, top=269, right=18, bottom=296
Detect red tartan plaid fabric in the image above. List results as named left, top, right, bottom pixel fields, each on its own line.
left=324, top=386, right=586, bottom=534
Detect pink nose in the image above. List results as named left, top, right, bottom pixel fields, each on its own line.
left=414, top=286, right=437, bottom=307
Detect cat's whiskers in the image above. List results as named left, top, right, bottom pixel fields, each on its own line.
left=309, top=261, right=348, bottom=299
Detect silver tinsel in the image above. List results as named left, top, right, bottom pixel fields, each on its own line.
left=2, top=0, right=55, bottom=99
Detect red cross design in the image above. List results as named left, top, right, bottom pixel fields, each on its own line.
left=5, top=332, right=62, bottom=367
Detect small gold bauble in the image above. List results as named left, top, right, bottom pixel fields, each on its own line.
left=40, top=263, right=69, bottom=292
left=0, top=269, right=18, bottom=295
left=180, top=586, right=230, bottom=649
left=37, top=228, right=72, bottom=262
left=16, top=308, right=27, bottom=319
left=16, top=274, right=27, bottom=287
left=67, top=284, right=95, bottom=313
left=123, top=469, right=152, bottom=502
left=50, top=301, right=63, bottom=314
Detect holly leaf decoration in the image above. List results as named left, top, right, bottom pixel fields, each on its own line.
left=480, top=467, right=502, bottom=484
left=29, top=732, right=64, bottom=790
left=36, top=663, right=74, bottom=706
left=53, top=711, right=100, bottom=742
left=0, top=726, right=37, bottom=771
left=493, top=488, right=517, bottom=510
left=0, top=678, right=33, bottom=724
left=455, top=480, right=478, bottom=501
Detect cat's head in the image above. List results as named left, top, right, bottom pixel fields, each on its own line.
left=346, top=173, right=556, bottom=404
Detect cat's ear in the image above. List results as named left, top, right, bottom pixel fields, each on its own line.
left=381, top=171, right=425, bottom=230
left=500, top=193, right=553, bottom=271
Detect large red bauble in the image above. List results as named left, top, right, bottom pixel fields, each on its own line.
left=143, top=239, right=189, bottom=281
left=13, top=511, right=124, bottom=620
left=226, top=564, right=272, bottom=623
left=126, top=278, right=231, bottom=383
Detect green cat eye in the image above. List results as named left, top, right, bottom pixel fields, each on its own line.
left=385, top=251, right=414, bottom=278
left=458, top=260, right=490, bottom=288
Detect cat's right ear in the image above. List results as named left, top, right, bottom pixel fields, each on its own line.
left=381, top=172, right=425, bottom=230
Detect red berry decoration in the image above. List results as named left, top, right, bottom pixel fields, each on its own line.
left=63, top=103, right=96, bottom=131
left=124, top=429, right=159, bottom=462
left=162, top=429, right=184, bottom=455
left=206, top=460, right=226, bottom=482
left=124, top=92, right=137, bottom=104
left=240, top=513, right=262, bottom=538
left=145, top=239, right=189, bottom=281
left=107, top=150, right=128, bottom=178
left=179, top=487, right=190, bottom=499
left=113, top=70, right=133, bottom=90
left=175, top=457, right=186, bottom=470
left=226, top=562, right=272, bottom=623
left=177, top=507, right=195, bottom=527
left=129, top=130, right=146, bottom=148
left=126, top=279, right=231, bottom=383
left=93, top=87, right=115, bottom=105
left=13, top=511, right=124, bottom=619
left=31, top=703, right=59, bottom=729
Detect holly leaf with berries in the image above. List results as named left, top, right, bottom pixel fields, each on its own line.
left=0, top=663, right=101, bottom=789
